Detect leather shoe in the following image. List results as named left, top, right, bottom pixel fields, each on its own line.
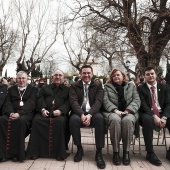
left=146, top=152, right=162, bottom=166
left=123, top=151, right=130, bottom=165
left=56, top=157, right=64, bottom=161
left=95, top=151, right=106, bottom=169
left=30, top=155, right=39, bottom=160
left=74, top=147, right=84, bottom=162
left=12, top=157, right=18, bottom=162
left=112, top=152, right=121, bottom=165
left=166, top=149, right=170, bottom=161
left=0, top=158, right=7, bottom=162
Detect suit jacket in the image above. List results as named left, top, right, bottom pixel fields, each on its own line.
left=2, top=84, right=38, bottom=117
left=69, top=80, right=103, bottom=117
left=38, top=83, right=70, bottom=116
left=137, top=82, right=170, bottom=118
left=0, top=84, right=7, bottom=115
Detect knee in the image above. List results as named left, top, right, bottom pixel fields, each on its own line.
left=140, top=115, right=154, bottom=128
left=69, top=115, right=81, bottom=127
left=108, top=114, right=120, bottom=126
left=122, top=116, right=134, bottom=126
left=142, top=116, right=153, bottom=124
left=93, top=114, right=104, bottom=125
left=15, top=117, right=26, bottom=126
left=55, top=116, right=66, bottom=125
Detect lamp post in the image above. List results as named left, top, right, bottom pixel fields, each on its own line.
left=46, top=55, right=53, bottom=84
left=126, top=60, right=130, bottom=79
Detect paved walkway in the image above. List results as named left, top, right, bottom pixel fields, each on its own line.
left=0, top=129, right=169, bottom=170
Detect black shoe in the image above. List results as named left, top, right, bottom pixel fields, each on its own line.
left=74, top=147, right=84, bottom=162
left=30, top=155, right=39, bottom=160
left=146, top=152, right=162, bottom=166
left=0, top=158, right=7, bottom=162
left=112, top=152, right=121, bottom=165
left=166, top=149, right=170, bottom=161
left=95, top=151, right=106, bottom=169
left=56, top=157, right=64, bottom=161
left=12, top=157, right=18, bottom=162
left=122, top=151, right=130, bottom=165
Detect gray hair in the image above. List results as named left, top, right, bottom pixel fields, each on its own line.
left=17, top=71, right=28, bottom=78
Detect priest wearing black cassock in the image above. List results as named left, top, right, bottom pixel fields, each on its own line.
left=27, top=69, right=70, bottom=161
left=0, top=71, right=38, bottom=162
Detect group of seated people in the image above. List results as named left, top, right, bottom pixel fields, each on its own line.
left=0, top=65, right=170, bottom=169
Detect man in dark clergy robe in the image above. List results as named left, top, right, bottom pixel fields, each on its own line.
left=27, top=69, right=70, bottom=161
left=0, top=71, right=38, bottom=162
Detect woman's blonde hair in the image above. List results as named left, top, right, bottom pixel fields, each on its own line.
left=107, top=68, right=129, bottom=83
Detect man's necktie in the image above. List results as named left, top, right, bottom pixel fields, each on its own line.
left=82, top=84, right=89, bottom=112
left=150, top=86, right=160, bottom=117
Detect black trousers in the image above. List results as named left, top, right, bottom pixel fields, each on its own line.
left=69, top=113, right=105, bottom=149
left=139, top=114, right=170, bottom=152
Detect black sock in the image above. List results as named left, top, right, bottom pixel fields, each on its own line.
left=96, top=148, right=102, bottom=153
left=147, top=151, right=154, bottom=154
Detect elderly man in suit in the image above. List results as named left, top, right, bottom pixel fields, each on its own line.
left=138, top=66, right=170, bottom=166
left=69, top=65, right=105, bottom=169
left=0, top=71, right=38, bottom=162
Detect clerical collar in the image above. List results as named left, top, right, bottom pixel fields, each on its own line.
left=18, top=86, right=27, bottom=91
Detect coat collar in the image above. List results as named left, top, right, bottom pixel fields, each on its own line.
left=49, top=83, right=65, bottom=90
left=76, top=80, right=95, bottom=88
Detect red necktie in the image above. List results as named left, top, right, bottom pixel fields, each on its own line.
left=150, top=86, right=160, bottom=117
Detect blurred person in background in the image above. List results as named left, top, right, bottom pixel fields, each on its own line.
left=1, top=77, right=8, bottom=86
left=8, top=77, right=16, bottom=88
left=64, top=79, right=71, bottom=87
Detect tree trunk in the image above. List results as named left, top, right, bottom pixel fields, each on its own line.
left=0, top=69, right=3, bottom=77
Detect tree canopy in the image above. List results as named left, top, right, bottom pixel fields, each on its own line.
left=70, top=0, right=170, bottom=75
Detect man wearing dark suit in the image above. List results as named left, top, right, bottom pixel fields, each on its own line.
left=0, top=82, right=7, bottom=115
left=138, top=66, right=170, bottom=166
left=69, top=65, right=105, bottom=169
